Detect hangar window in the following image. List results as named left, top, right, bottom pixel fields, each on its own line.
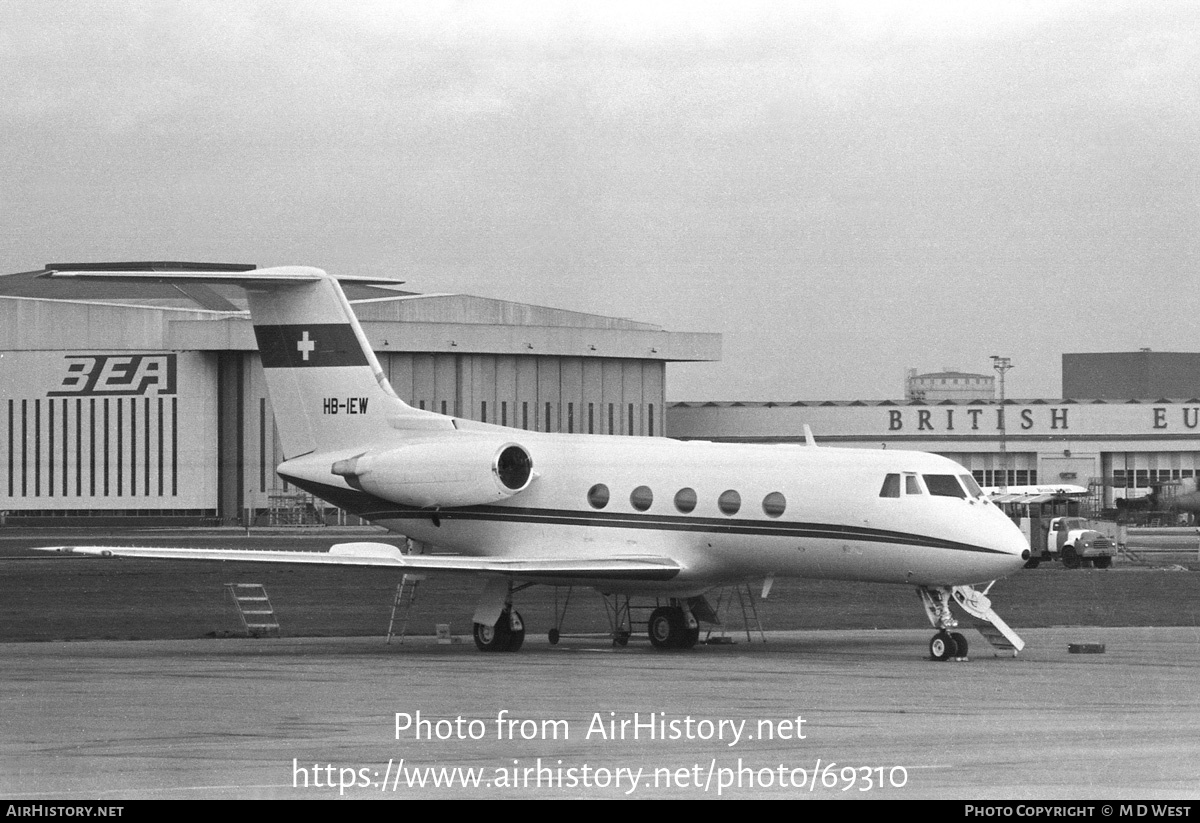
left=762, top=492, right=786, bottom=517
left=718, top=490, right=741, bottom=515
left=924, top=475, right=967, bottom=498
left=880, top=474, right=900, bottom=498
left=588, top=484, right=610, bottom=509
left=674, top=487, right=697, bottom=513
left=631, top=485, right=654, bottom=511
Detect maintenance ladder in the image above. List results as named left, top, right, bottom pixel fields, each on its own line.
left=386, top=574, right=424, bottom=644
left=224, top=583, right=280, bottom=637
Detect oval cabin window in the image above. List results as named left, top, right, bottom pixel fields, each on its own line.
left=630, top=485, right=654, bottom=512
left=762, top=492, right=786, bottom=518
left=718, top=490, right=741, bottom=516
left=587, top=484, right=610, bottom=509
left=674, top=487, right=697, bottom=514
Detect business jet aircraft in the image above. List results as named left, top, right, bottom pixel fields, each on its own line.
left=39, top=266, right=1030, bottom=659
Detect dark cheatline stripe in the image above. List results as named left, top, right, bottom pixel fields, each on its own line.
left=254, top=324, right=368, bottom=368
left=281, top=475, right=1008, bottom=556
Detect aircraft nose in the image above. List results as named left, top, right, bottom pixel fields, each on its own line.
left=994, top=510, right=1031, bottom=568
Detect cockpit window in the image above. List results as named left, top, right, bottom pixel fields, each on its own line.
left=904, top=474, right=923, bottom=495
left=924, top=474, right=967, bottom=498
left=959, top=474, right=984, bottom=499
left=880, top=474, right=900, bottom=498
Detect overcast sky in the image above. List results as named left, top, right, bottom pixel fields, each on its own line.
left=2, top=1, right=1196, bottom=400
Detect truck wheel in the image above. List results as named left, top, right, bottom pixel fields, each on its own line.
left=1061, top=545, right=1081, bottom=569
left=1093, top=556, right=1112, bottom=569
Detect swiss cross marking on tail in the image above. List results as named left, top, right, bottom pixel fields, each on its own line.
left=253, top=324, right=369, bottom=368
left=297, top=331, right=316, bottom=361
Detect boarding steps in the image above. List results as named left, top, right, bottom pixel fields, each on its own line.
left=224, top=583, right=280, bottom=637
left=386, top=574, right=425, bottom=645
left=950, top=585, right=1025, bottom=655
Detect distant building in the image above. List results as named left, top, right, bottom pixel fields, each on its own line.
left=1063, top=352, right=1200, bottom=399
left=904, top=368, right=995, bottom=402
left=668, top=398, right=1200, bottom=508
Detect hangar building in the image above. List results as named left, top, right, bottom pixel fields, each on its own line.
left=0, top=263, right=719, bottom=525
left=671, top=353, right=1200, bottom=509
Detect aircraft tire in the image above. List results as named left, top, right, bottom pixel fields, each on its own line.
left=950, top=632, right=969, bottom=658
left=1023, top=558, right=1041, bottom=569
left=680, top=623, right=700, bottom=650
left=505, top=610, right=525, bottom=652
left=929, top=630, right=958, bottom=661
left=474, top=612, right=513, bottom=652
left=648, top=607, right=684, bottom=649
left=548, top=628, right=560, bottom=645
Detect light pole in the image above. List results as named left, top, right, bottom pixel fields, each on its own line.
left=991, top=356, right=1013, bottom=491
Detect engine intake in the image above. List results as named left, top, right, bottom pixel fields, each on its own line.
left=331, top=440, right=534, bottom=508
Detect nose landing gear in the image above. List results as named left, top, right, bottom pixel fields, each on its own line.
left=928, top=629, right=970, bottom=661
left=918, top=584, right=1023, bottom=661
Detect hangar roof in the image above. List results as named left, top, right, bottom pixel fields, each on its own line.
left=0, top=263, right=720, bottom=362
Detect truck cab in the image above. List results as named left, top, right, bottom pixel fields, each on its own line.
left=991, top=491, right=1118, bottom=569
left=1041, top=516, right=1114, bottom=569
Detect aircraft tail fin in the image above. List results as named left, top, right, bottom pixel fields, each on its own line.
left=45, top=265, right=452, bottom=457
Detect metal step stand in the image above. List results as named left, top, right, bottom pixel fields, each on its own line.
left=386, top=574, right=424, bottom=645
left=600, top=594, right=637, bottom=646
left=734, top=583, right=766, bottom=644
left=703, top=585, right=766, bottom=644
left=225, top=584, right=280, bottom=637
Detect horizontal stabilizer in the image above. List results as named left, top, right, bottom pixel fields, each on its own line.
left=44, top=265, right=404, bottom=288
left=34, top=544, right=682, bottom=581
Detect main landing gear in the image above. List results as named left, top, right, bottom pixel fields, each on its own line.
left=647, top=604, right=701, bottom=650
left=470, top=582, right=707, bottom=653
left=473, top=609, right=525, bottom=653
left=471, top=578, right=529, bottom=653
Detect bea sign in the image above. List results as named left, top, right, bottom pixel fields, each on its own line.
left=49, top=354, right=177, bottom=396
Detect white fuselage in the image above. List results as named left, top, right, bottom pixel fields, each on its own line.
left=281, top=427, right=1029, bottom=597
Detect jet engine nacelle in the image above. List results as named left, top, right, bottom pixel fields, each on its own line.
left=331, top=440, right=534, bottom=508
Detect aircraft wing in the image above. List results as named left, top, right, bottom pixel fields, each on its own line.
left=33, top=542, right=682, bottom=582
